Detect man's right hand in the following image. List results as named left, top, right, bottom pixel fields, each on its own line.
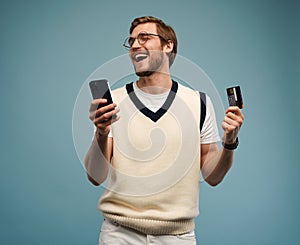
left=89, top=99, right=119, bottom=137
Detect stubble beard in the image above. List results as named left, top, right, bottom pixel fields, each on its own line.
left=135, top=51, right=165, bottom=77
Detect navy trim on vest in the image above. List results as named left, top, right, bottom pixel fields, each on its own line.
left=126, top=80, right=178, bottom=122
left=199, top=91, right=206, bottom=132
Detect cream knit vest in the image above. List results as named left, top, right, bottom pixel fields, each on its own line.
left=98, top=81, right=201, bottom=235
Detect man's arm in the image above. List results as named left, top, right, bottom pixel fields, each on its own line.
left=200, top=106, right=244, bottom=186
left=84, top=131, right=113, bottom=186
left=84, top=99, right=119, bottom=186
left=201, top=143, right=234, bottom=186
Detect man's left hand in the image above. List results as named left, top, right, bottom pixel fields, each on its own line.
left=222, top=106, right=244, bottom=144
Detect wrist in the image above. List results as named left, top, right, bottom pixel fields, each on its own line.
left=96, top=128, right=109, bottom=139
left=222, top=137, right=239, bottom=150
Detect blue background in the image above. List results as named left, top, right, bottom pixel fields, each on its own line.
left=1, top=0, right=299, bottom=244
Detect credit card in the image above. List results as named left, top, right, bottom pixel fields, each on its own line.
left=226, top=86, right=244, bottom=109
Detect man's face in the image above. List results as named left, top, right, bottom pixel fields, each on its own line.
left=129, top=23, right=167, bottom=77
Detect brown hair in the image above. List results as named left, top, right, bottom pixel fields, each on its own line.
left=129, top=16, right=178, bottom=67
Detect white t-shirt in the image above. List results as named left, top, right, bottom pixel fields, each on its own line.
left=133, top=82, right=169, bottom=113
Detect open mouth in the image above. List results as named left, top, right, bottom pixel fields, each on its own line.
left=133, top=52, right=149, bottom=62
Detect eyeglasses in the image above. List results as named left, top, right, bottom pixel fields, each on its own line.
left=123, top=32, right=167, bottom=50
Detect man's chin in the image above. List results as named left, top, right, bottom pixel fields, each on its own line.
left=136, top=70, right=154, bottom=77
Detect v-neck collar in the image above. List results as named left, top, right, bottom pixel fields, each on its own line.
left=126, top=80, right=178, bottom=122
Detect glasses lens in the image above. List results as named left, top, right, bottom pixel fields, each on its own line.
left=123, top=33, right=154, bottom=49
left=138, top=33, right=149, bottom=44
left=128, top=37, right=135, bottom=47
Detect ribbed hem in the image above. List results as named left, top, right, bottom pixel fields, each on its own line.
left=102, top=213, right=195, bottom=235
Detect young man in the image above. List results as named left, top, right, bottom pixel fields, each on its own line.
left=85, top=16, right=244, bottom=245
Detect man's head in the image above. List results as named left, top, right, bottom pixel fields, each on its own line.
left=128, top=16, right=178, bottom=67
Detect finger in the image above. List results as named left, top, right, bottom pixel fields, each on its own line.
left=95, top=103, right=118, bottom=118
left=95, top=119, right=112, bottom=129
left=225, top=110, right=244, bottom=126
left=89, top=111, right=96, bottom=121
left=95, top=107, right=119, bottom=122
left=226, top=111, right=238, bottom=120
left=95, top=114, right=120, bottom=132
left=222, top=120, right=238, bottom=132
left=226, top=106, right=244, bottom=118
left=90, top=106, right=119, bottom=123
left=94, top=107, right=120, bottom=124
left=223, top=115, right=241, bottom=128
left=89, top=99, right=108, bottom=113
left=225, top=112, right=243, bottom=125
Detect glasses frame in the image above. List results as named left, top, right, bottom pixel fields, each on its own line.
left=123, top=32, right=167, bottom=50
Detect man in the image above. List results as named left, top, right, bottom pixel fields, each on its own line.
left=85, top=16, right=244, bottom=245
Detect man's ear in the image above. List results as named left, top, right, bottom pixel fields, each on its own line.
left=163, top=40, right=174, bottom=53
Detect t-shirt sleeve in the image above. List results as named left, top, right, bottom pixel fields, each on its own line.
left=200, top=95, right=221, bottom=144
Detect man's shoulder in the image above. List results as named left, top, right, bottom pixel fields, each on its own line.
left=111, top=82, right=133, bottom=102
left=112, top=83, right=129, bottom=94
left=177, top=82, right=199, bottom=97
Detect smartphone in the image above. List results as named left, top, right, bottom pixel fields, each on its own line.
left=226, top=86, right=244, bottom=109
left=89, top=79, right=116, bottom=119
left=89, top=79, right=114, bottom=108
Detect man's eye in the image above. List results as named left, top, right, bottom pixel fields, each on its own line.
left=139, top=34, right=149, bottom=42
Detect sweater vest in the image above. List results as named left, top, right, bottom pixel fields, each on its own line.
left=98, top=81, right=201, bottom=235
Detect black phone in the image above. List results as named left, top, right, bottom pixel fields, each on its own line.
left=89, top=79, right=116, bottom=120
left=89, top=79, right=114, bottom=108
left=226, top=86, right=244, bottom=109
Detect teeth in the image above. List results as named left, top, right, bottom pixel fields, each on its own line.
left=134, top=53, right=148, bottom=61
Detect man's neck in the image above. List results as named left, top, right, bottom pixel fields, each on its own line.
left=137, top=72, right=172, bottom=94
